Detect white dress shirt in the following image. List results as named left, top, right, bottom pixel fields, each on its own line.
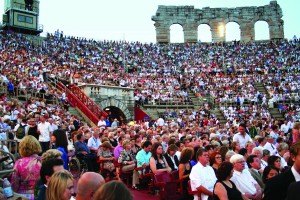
left=38, top=122, right=51, bottom=142
left=87, top=136, right=101, bottom=150
left=263, top=142, right=278, bottom=155
left=231, top=169, right=258, bottom=195
left=189, top=162, right=217, bottom=200
left=232, top=132, right=252, bottom=148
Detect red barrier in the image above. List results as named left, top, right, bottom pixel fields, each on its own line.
left=67, top=85, right=107, bottom=125
left=54, top=81, right=107, bottom=125
left=134, top=107, right=150, bottom=121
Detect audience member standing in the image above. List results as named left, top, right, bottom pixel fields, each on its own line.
left=11, top=136, right=42, bottom=199
left=38, top=116, right=51, bottom=153
left=232, top=124, right=252, bottom=148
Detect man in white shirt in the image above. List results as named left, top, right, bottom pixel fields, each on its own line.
left=276, top=142, right=289, bottom=169
left=38, top=116, right=51, bottom=153
left=48, top=118, right=58, bottom=134
left=97, top=116, right=106, bottom=128
left=87, top=129, right=101, bottom=154
left=190, top=148, right=217, bottom=200
left=233, top=123, right=252, bottom=148
left=230, top=154, right=262, bottom=200
left=263, top=135, right=278, bottom=155
left=269, top=125, right=279, bottom=143
left=280, top=121, right=290, bottom=136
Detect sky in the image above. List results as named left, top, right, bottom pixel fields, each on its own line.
left=1, top=0, right=299, bottom=43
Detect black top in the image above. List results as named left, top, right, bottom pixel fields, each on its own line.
left=163, top=153, right=179, bottom=171
left=28, top=125, right=39, bottom=140
left=213, top=180, right=243, bottom=200
left=184, top=162, right=192, bottom=176
left=156, top=158, right=167, bottom=170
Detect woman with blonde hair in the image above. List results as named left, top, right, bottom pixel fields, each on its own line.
left=11, top=135, right=42, bottom=199
left=41, top=149, right=63, bottom=163
left=118, top=139, right=139, bottom=190
left=108, top=132, right=118, bottom=147
left=46, top=170, right=74, bottom=200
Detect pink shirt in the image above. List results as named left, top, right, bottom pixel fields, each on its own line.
left=11, top=154, right=41, bottom=200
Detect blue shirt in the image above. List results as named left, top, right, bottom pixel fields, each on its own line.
left=74, top=141, right=90, bottom=155
left=57, top=147, right=68, bottom=170
left=136, top=149, right=152, bottom=168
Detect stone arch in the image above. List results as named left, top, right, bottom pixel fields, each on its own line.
left=198, top=24, right=212, bottom=42
left=98, top=98, right=133, bottom=122
left=152, top=1, right=284, bottom=43
left=255, top=20, right=270, bottom=40
left=225, top=22, right=241, bottom=41
left=103, top=106, right=127, bottom=123
left=170, top=24, right=184, bottom=43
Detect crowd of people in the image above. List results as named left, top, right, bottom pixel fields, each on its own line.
left=0, top=29, right=299, bottom=200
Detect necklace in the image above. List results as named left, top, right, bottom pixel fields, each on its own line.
left=222, top=180, right=232, bottom=188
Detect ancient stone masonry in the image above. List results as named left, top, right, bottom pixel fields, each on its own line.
left=152, top=1, right=284, bottom=44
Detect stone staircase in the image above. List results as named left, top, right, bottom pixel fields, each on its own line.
left=188, top=91, right=202, bottom=110
left=254, top=82, right=284, bottom=120
left=68, top=107, right=84, bottom=120
left=212, top=109, right=227, bottom=125
left=254, top=82, right=269, bottom=100
left=269, top=108, right=285, bottom=121
left=143, top=108, right=159, bottom=119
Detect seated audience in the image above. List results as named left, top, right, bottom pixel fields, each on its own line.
left=178, top=147, right=194, bottom=200
left=163, top=144, right=179, bottom=171
left=213, top=161, right=243, bottom=200
left=118, top=140, right=139, bottom=190
left=230, top=154, right=262, bottom=200
left=262, top=165, right=279, bottom=184
left=150, top=142, right=172, bottom=174
left=190, top=148, right=217, bottom=200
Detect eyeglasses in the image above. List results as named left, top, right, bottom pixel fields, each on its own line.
left=236, top=160, right=245, bottom=164
left=215, top=156, right=222, bottom=159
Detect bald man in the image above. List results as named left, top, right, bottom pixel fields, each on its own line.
left=76, top=172, right=105, bottom=200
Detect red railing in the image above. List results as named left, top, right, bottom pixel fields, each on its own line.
left=68, top=84, right=107, bottom=123
left=54, top=81, right=107, bottom=125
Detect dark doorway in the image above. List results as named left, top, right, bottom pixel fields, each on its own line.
left=104, top=106, right=127, bottom=125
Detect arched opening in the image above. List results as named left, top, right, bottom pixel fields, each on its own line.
left=255, top=21, right=269, bottom=40
left=170, top=24, right=184, bottom=43
left=104, top=106, right=127, bottom=124
left=198, top=24, right=212, bottom=43
left=225, top=22, right=240, bottom=42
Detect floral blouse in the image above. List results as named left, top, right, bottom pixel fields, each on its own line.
left=118, top=149, right=136, bottom=165
left=11, top=154, right=42, bottom=200
left=98, top=148, right=113, bottom=160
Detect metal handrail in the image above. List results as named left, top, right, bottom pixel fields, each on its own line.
left=48, top=77, right=107, bottom=125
